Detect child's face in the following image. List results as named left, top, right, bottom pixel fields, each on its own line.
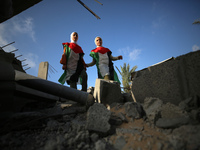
left=72, top=32, right=78, bottom=42
left=95, top=37, right=102, bottom=46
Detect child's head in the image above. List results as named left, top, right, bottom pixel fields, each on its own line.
left=95, top=36, right=102, bottom=47
left=71, top=32, right=78, bottom=43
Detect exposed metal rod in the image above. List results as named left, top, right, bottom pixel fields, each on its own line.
left=22, top=64, right=28, bottom=67
left=2, top=41, right=15, bottom=48
left=94, top=0, right=103, bottom=5
left=49, top=67, right=55, bottom=74
left=21, top=59, right=27, bottom=62
left=9, top=49, right=18, bottom=53
left=24, top=67, right=31, bottom=70
left=77, top=0, right=101, bottom=19
left=15, top=55, right=22, bottom=58
left=49, top=64, right=58, bottom=73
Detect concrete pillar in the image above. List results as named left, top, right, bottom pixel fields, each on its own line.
left=38, top=61, right=49, bottom=80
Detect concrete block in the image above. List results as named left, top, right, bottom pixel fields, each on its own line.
left=38, top=61, right=49, bottom=80
left=93, top=79, right=123, bottom=106
left=86, top=103, right=111, bottom=133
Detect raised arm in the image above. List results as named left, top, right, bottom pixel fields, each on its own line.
left=110, top=55, right=123, bottom=61
left=86, top=58, right=96, bottom=67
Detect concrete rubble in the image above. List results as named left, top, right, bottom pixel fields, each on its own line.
left=0, top=49, right=200, bottom=150
left=0, top=95, right=200, bottom=150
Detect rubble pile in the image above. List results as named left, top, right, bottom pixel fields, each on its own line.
left=0, top=95, right=199, bottom=150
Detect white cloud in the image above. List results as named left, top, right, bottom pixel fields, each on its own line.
left=192, top=45, right=200, bottom=52
left=129, top=49, right=141, bottom=61
left=0, top=23, right=16, bottom=51
left=118, top=46, right=141, bottom=61
left=12, top=17, right=36, bottom=42
left=0, top=17, right=38, bottom=72
left=23, top=53, right=38, bottom=69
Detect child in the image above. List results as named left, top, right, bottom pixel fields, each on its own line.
left=86, top=36, right=122, bottom=83
left=58, top=32, right=87, bottom=91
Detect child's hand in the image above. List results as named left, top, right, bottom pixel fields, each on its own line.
left=118, top=55, right=123, bottom=60
left=62, top=64, right=67, bottom=70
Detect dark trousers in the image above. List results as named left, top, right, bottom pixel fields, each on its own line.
left=70, top=69, right=88, bottom=91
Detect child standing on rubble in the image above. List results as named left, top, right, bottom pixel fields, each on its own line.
left=58, top=32, right=88, bottom=91
left=86, top=36, right=122, bottom=83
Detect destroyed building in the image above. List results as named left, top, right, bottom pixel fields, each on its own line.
left=1, top=1, right=200, bottom=149
left=1, top=46, right=200, bottom=150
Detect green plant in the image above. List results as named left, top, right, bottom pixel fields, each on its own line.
left=116, top=63, right=137, bottom=93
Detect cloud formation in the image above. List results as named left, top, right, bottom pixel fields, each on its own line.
left=192, top=45, right=200, bottom=52
left=118, top=46, right=141, bottom=61
left=12, top=17, right=36, bottom=42
left=23, top=53, right=39, bottom=69
left=0, top=16, right=38, bottom=72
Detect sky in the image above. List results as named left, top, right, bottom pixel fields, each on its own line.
left=0, top=0, right=200, bottom=88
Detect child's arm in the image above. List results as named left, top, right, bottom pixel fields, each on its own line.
left=110, top=55, right=123, bottom=61
left=60, top=47, right=67, bottom=70
left=86, top=58, right=96, bottom=67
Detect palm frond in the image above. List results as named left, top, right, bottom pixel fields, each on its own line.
left=115, top=66, right=122, bottom=76
left=116, top=63, right=137, bottom=93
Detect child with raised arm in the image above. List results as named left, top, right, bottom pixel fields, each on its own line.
left=86, top=36, right=122, bottom=83
left=58, top=32, right=87, bottom=91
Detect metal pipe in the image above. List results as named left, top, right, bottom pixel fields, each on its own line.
left=14, top=70, right=94, bottom=107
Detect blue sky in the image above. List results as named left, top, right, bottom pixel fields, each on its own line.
left=0, top=0, right=200, bottom=88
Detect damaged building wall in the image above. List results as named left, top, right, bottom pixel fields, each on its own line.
left=0, top=0, right=43, bottom=23
left=131, top=50, right=200, bottom=105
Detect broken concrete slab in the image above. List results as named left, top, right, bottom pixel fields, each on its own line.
left=156, top=117, right=190, bottom=129
left=93, top=79, right=123, bottom=106
left=143, top=97, right=163, bottom=123
left=124, top=102, right=145, bottom=119
left=86, top=103, right=111, bottom=133
left=155, top=102, right=190, bottom=128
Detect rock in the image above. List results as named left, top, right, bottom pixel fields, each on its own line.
left=122, top=93, right=134, bottom=102
left=95, top=140, right=106, bottom=150
left=156, top=117, right=190, bottom=128
left=90, top=133, right=99, bottom=142
left=86, top=103, right=111, bottom=133
left=118, top=112, right=128, bottom=123
left=109, top=114, right=123, bottom=126
left=160, top=102, right=189, bottom=119
left=116, top=128, right=141, bottom=135
left=114, top=136, right=126, bottom=150
left=179, top=95, right=200, bottom=112
left=171, top=125, right=200, bottom=149
left=155, top=102, right=190, bottom=128
left=124, top=102, right=145, bottom=119
left=143, top=97, right=163, bottom=122
left=46, top=119, right=60, bottom=131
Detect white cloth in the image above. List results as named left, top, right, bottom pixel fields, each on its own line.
left=98, top=53, right=109, bottom=77
left=67, top=50, right=79, bottom=71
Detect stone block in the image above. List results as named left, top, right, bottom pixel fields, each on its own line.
left=93, top=79, right=123, bottom=106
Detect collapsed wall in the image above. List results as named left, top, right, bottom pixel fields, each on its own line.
left=131, top=50, right=200, bottom=105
